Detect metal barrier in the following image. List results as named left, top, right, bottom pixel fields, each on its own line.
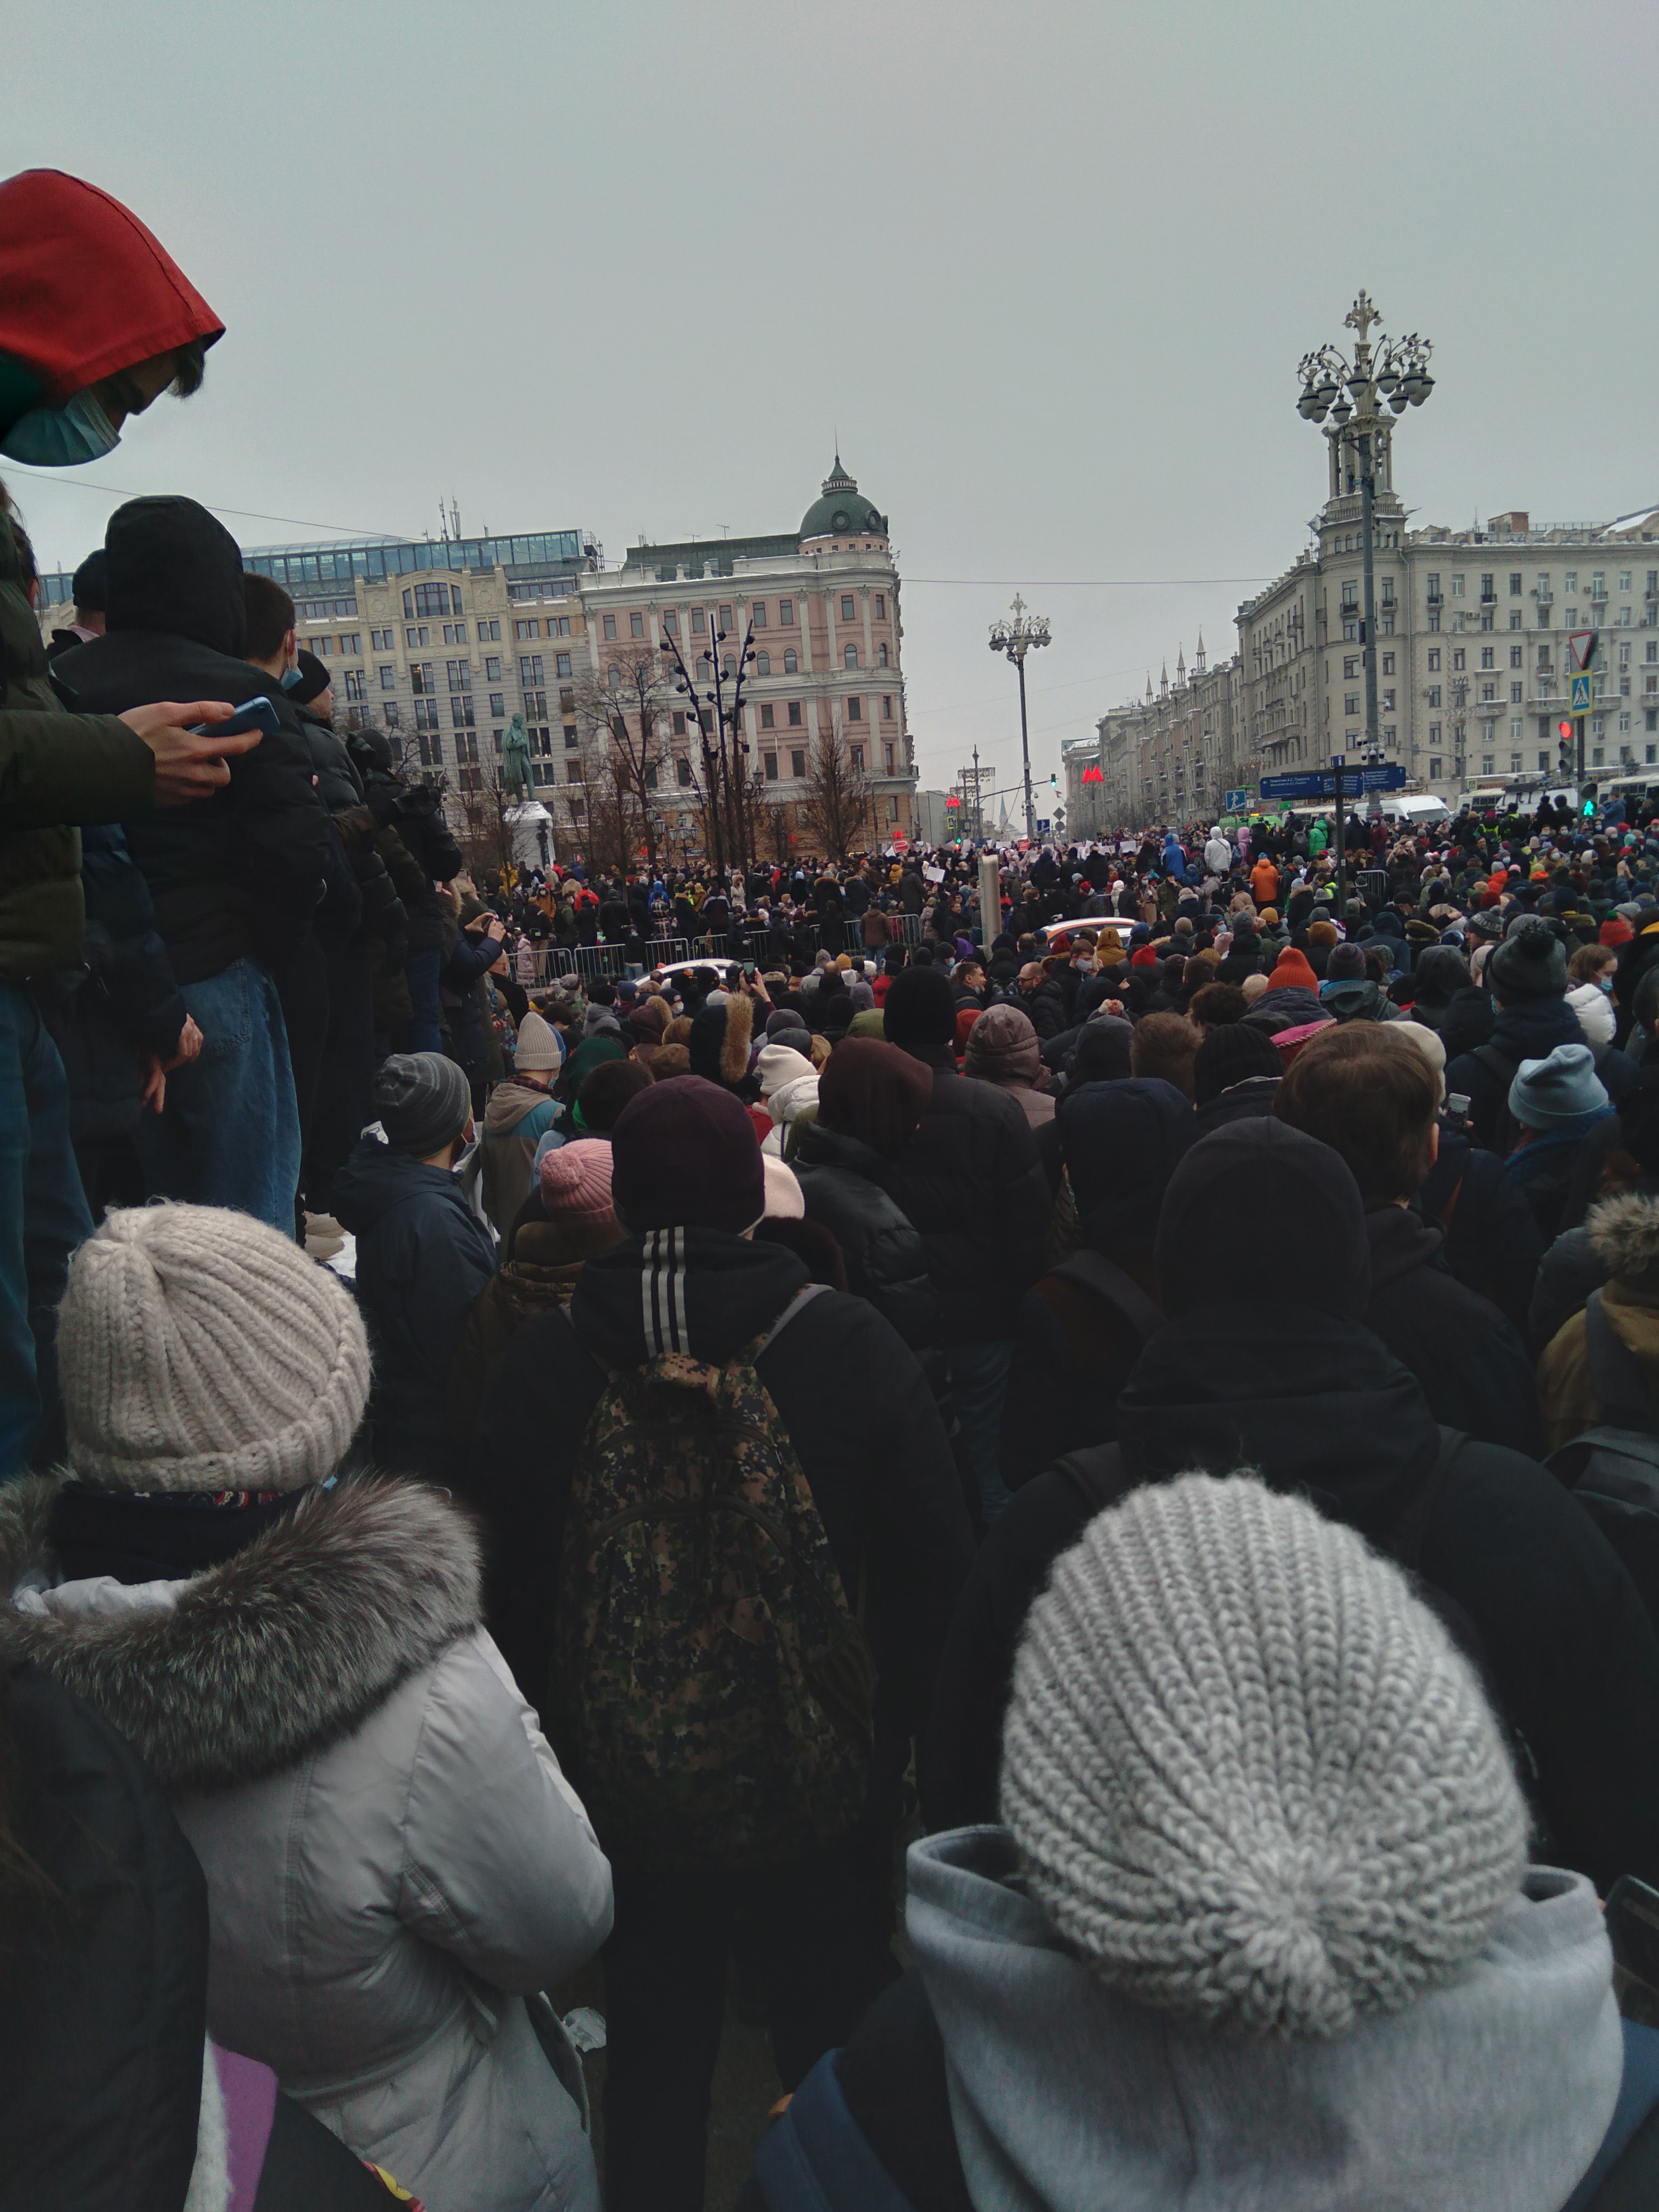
left=1354, top=869, right=1390, bottom=908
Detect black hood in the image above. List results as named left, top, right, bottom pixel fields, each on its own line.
left=1192, top=1074, right=1280, bottom=1136
left=1436, top=983, right=1495, bottom=1058
left=1413, top=945, right=1471, bottom=1010
left=570, top=1227, right=808, bottom=1367
left=1156, top=1116, right=1371, bottom=1319
left=1116, top=1310, right=1439, bottom=1539
left=331, top=1139, right=469, bottom=1231
left=1057, top=1078, right=1195, bottom=1253
left=105, top=495, right=247, bottom=657
left=1491, top=994, right=1585, bottom=1060
left=1365, top=1202, right=1446, bottom=1289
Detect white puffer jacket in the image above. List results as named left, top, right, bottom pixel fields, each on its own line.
left=2, top=1475, right=613, bottom=2212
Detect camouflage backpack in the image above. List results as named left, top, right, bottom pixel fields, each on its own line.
left=555, top=1248, right=875, bottom=1871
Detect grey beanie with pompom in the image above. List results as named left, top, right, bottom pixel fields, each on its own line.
left=999, top=1472, right=1527, bottom=2039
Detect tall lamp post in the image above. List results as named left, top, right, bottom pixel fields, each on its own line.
left=989, top=594, right=1050, bottom=842
left=1296, top=292, right=1433, bottom=885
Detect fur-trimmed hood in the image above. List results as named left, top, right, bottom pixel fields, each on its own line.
left=1589, top=1191, right=1659, bottom=1291
left=689, top=987, right=755, bottom=1090
left=0, top=1476, right=479, bottom=1792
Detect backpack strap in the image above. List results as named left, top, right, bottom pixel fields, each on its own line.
left=1378, top=1426, right=1467, bottom=1577
left=757, top=1281, right=832, bottom=1356
left=1586, top=1289, right=1658, bottom=1435
left=1048, top=1251, right=1164, bottom=1347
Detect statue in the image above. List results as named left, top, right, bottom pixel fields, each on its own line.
left=501, top=714, right=534, bottom=801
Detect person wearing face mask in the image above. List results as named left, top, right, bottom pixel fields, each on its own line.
left=0, top=168, right=269, bottom=1477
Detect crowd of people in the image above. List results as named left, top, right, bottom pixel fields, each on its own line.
left=9, top=169, right=1659, bottom=2211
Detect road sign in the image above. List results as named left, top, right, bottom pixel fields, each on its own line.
left=1223, top=787, right=1251, bottom=811
left=1260, top=764, right=1408, bottom=804
left=1570, top=672, right=1596, bottom=714
left=1570, top=630, right=1598, bottom=671
left=1035, top=818, right=1051, bottom=835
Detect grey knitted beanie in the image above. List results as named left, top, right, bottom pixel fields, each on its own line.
left=58, top=1203, right=372, bottom=1494
left=1000, top=1473, right=1527, bottom=2040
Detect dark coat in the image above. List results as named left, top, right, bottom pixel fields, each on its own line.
left=463, top=1228, right=973, bottom=1774
left=1445, top=993, right=1587, bottom=1151
left=792, top=1122, right=945, bottom=1363
left=55, top=499, right=328, bottom=985
left=0, top=1660, right=208, bottom=2212
left=1363, top=1205, right=1544, bottom=1456
left=924, top=1308, right=1659, bottom=1901
left=887, top=1057, right=1049, bottom=1343
left=331, top=1137, right=496, bottom=1474
left=1020, top=977, right=1068, bottom=1041
left=345, top=732, right=464, bottom=957
left=37, top=824, right=186, bottom=1143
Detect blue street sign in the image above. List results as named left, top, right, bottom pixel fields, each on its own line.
left=1035, top=818, right=1051, bottom=835
left=1260, top=764, right=1408, bottom=804
left=1570, top=672, right=1596, bottom=714
left=1224, top=787, right=1250, bottom=811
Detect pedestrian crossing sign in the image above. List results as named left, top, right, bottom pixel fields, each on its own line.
left=1570, top=672, right=1595, bottom=714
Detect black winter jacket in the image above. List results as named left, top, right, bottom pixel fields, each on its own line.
left=925, top=1308, right=1659, bottom=1899
left=463, top=1229, right=973, bottom=1783
left=0, top=1660, right=208, bottom=2212
left=1363, top=1205, right=1544, bottom=1456
left=55, top=500, right=328, bottom=985
left=792, top=1123, right=945, bottom=1361
left=1445, top=993, right=1587, bottom=1151
left=887, top=1052, right=1049, bottom=1343
left=331, top=1137, right=496, bottom=1475
left=347, top=737, right=464, bottom=957
left=37, top=824, right=186, bottom=1143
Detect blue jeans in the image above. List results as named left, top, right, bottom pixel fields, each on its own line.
left=399, top=948, right=442, bottom=1052
left=0, top=985, right=95, bottom=1477
left=132, top=958, right=300, bottom=1236
left=944, top=1337, right=1016, bottom=1527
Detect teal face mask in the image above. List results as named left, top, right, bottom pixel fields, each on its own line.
left=0, top=387, right=120, bottom=466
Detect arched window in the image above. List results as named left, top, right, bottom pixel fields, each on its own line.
left=844, top=644, right=859, bottom=669
left=784, top=649, right=798, bottom=674
left=756, top=650, right=772, bottom=676
left=698, top=656, right=711, bottom=680
left=724, top=653, right=736, bottom=677
left=876, top=642, right=889, bottom=667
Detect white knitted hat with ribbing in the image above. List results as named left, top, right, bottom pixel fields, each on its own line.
left=1000, top=1473, right=1527, bottom=2040
left=58, top=1203, right=372, bottom=1494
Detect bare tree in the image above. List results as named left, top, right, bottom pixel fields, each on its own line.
left=575, top=646, right=676, bottom=869
left=797, top=732, right=874, bottom=861
left=454, top=768, right=521, bottom=886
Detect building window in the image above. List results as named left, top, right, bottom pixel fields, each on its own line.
left=718, top=605, right=733, bottom=631
left=1381, top=652, right=1394, bottom=676
left=752, top=602, right=767, bottom=628
left=407, top=581, right=460, bottom=618
left=630, top=611, right=644, bottom=637
left=780, top=598, right=794, bottom=626
left=787, top=701, right=802, bottom=726
left=755, top=650, right=770, bottom=676
left=602, top=614, right=616, bottom=640
left=672, top=711, right=686, bottom=736
left=343, top=669, right=365, bottom=702
left=1343, top=655, right=1359, bottom=679
left=405, top=626, right=429, bottom=648
left=1480, top=755, right=1494, bottom=775
left=877, top=642, right=889, bottom=667
left=1429, top=757, right=1442, bottom=780
left=1511, top=683, right=1523, bottom=703
left=479, top=619, right=501, bottom=642
left=488, top=692, right=505, bottom=717
left=691, top=608, right=705, bottom=633
left=791, top=750, right=806, bottom=778
left=844, top=644, right=859, bottom=669
left=841, top=594, right=856, bottom=621
left=371, top=627, right=393, bottom=651
left=566, top=761, right=584, bottom=784
left=722, top=654, right=735, bottom=677
left=555, top=653, right=572, bottom=678
left=518, top=655, right=543, bottom=686
left=410, top=661, right=437, bottom=695
left=515, top=619, right=539, bottom=640
left=848, top=697, right=861, bottom=721
left=783, top=649, right=798, bottom=674
left=764, top=752, right=778, bottom=780
left=414, top=698, right=440, bottom=733
left=663, top=610, right=677, bottom=636
left=446, top=660, right=471, bottom=692
left=760, top=703, right=774, bottom=728
left=1509, top=646, right=1523, bottom=668
left=882, top=695, right=893, bottom=718
left=1452, top=649, right=1465, bottom=672
left=849, top=743, right=865, bottom=770
left=875, top=593, right=886, bottom=618
left=378, top=664, right=396, bottom=691
left=442, top=622, right=465, bottom=645
left=1450, top=575, right=1465, bottom=598
left=676, top=755, right=692, bottom=786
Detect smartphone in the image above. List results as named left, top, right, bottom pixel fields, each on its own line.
left=187, top=696, right=281, bottom=739
left=1608, top=1876, right=1659, bottom=1991
left=1446, top=1092, right=1472, bottom=1120
left=743, top=961, right=757, bottom=979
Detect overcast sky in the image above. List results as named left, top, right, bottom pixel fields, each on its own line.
left=6, top=0, right=1655, bottom=811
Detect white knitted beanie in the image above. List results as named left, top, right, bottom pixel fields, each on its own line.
left=1000, top=1473, right=1527, bottom=2040
left=58, top=1203, right=372, bottom=1494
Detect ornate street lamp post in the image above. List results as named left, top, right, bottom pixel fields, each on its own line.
left=1296, top=290, right=1433, bottom=890
left=988, top=594, right=1051, bottom=842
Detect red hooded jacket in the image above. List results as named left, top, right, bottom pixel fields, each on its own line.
left=0, top=170, right=222, bottom=411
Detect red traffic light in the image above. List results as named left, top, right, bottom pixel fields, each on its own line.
left=1557, top=720, right=1573, bottom=741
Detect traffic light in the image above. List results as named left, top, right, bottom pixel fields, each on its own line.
left=1557, top=718, right=1574, bottom=778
